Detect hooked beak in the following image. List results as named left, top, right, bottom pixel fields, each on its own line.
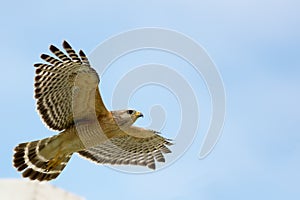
left=135, top=111, right=144, bottom=118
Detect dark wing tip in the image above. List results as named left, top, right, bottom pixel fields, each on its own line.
left=62, top=40, right=72, bottom=49
left=162, top=145, right=172, bottom=154
left=147, top=163, right=156, bottom=170
left=49, top=44, right=59, bottom=53
left=34, top=63, right=42, bottom=68
left=79, top=50, right=86, bottom=57
left=35, top=68, right=42, bottom=74
left=40, top=54, right=48, bottom=60
left=79, top=50, right=90, bottom=65
left=156, top=157, right=165, bottom=163
left=165, top=139, right=174, bottom=146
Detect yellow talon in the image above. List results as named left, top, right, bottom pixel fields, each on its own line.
left=46, top=151, right=63, bottom=171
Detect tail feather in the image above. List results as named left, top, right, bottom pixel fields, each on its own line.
left=13, top=137, right=72, bottom=181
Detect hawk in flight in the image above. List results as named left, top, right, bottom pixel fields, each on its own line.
left=13, top=41, right=172, bottom=181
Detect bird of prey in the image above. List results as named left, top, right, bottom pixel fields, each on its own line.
left=13, top=41, right=172, bottom=181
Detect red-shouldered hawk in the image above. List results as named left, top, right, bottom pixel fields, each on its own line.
left=13, top=41, right=172, bottom=181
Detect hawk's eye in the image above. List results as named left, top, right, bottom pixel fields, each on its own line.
left=127, top=110, right=134, bottom=115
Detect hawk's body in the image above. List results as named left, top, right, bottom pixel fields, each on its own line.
left=13, top=41, right=172, bottom=181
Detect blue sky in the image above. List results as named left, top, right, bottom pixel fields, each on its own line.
left=1, top=0, right=299, bottom=199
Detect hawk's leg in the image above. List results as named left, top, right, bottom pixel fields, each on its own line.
left=45, top=149, right=65, bottom=171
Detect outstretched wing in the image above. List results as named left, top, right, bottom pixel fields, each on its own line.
left=34, top=41, right=108, bottom=131
left=78, top=126, right=173, bottom=169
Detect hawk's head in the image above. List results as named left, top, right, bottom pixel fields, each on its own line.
left=111, top=109, right=144, bottom=127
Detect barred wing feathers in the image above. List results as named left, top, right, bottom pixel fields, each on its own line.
left=34, top=41, right=108, bottom=131
left=78, top=126, right=172, bottom=170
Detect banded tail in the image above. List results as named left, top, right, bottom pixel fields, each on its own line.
left=13, top=136, right=72, bottom=181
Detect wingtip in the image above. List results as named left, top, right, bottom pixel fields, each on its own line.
left=156, top=157, right=166, bottom=163
left=34, top=63, right=42, bottom=68
left=164, top=137, right=174, bottom=145
left=40, top=54, right=48, bottom=60
left=79, top=50, right=86, bottom=57
left=49, top=44, right=59, bottom=53
left=147, top=163, right=156, bottom=170
left=62, top=40, right=71, bottom=49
